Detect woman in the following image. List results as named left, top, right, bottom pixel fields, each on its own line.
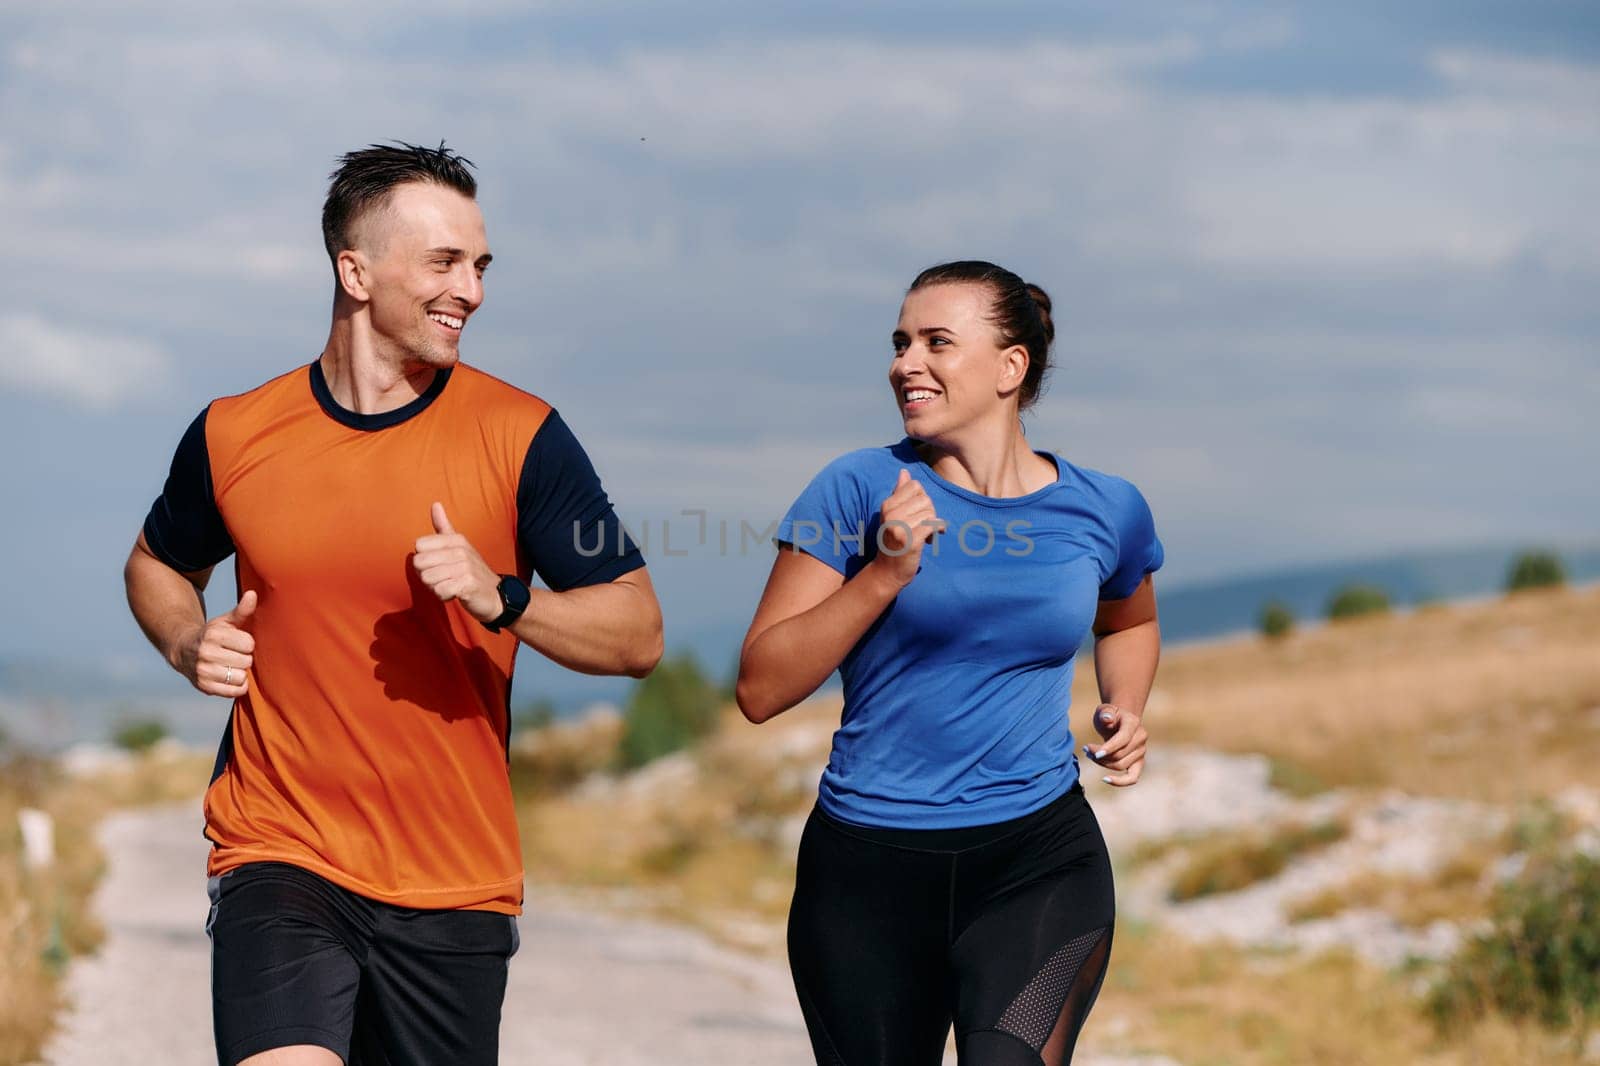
left=736, top=261, right=1163, bottom=1066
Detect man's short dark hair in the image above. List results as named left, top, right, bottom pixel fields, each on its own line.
left=321, top=141, right=477, bottom=262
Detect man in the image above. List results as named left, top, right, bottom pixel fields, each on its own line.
left=124, top=142, right=662, bottom=1066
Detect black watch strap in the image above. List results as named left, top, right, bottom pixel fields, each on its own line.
left=484, top=575, right=531, bottom=633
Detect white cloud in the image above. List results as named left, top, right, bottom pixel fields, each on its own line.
left=1432, top=49, right=1600, bottom=118
left=8, top=23, right=1598, bottom=293
left=0, top=313, right=174, bottom=410
left=0, top=9, right=1594, bottom=584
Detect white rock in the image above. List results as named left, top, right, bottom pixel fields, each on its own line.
left=18, top=807, right=54, bottom=869
left=58, top=743, right=134, bottom=777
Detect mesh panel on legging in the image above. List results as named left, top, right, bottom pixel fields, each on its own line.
left=996, top=925, right=1105, bottom=1048
left=1042, top=927, right=1112, bottom=1065
left=989, top=924, right=1111, bottom=1065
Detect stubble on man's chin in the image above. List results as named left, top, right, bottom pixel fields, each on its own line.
left=401, top=334, right=461, bottom=373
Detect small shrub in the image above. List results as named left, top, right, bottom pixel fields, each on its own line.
left=719, top=651, right=741, bottom=704
left=1286, top=852, right=1493, bottom=928
left=1266, top=758, right=1330, bottom=798
left=1505, top=550, right=1566, bottom=593
left=639, top=822, right=702, bottom=876
left=1286, top=883, right=1353, bottom=924
left=109, top=716, right=169, bottom=754
left=618, top=652, right=719, bottom=769
left=512, top=697, right=557, bottom=735
left=1428, top=851, right=1600, bottom=1038
left=1326, top=583, right=1390, bottom=621
left=1258, top=601, right=1295, bottom=640
left=1128, top=832, right=1204, bottom=867
left=1504, top=799, right=1573, bottom=854
left=1169, top=820, right=1348, bottom=902
left=509, top=713, right=622, bottom=796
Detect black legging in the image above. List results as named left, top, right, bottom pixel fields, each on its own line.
left=787, top=782, right=1115, bottom=1066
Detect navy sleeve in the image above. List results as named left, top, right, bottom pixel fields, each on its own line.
left=142, top=406, right=235, bottom=573
left=1100, top=477, right=1164, bottom=600
left=516, top=410, right=645, bottom=591
left=774, top=453, right=875, bottom=577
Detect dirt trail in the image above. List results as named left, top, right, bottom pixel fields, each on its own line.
left=36, top=802, right=812, bottom=1065
left=35, top=802, right=1170, bottom=1065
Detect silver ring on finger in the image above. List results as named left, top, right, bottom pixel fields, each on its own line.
left=224, top=667, right=235, bottom=686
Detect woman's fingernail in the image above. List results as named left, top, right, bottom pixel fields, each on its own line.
left=1095, top=750, right=1107, bottom=760
left=1102, top=776, right=1113, bottom=784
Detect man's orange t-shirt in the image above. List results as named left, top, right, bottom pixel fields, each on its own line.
left=143, top=361, right=643, bottom=913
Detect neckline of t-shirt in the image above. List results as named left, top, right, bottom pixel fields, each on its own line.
left=896, top=437, right=1067, bottom=508
left=308, top=359, right=453, bottom=432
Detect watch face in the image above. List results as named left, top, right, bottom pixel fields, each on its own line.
left=499, top=575, right=531, bottom=615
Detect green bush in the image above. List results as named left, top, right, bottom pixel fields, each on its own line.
left=618, top=652, right=719, bottom=769
left=718, top=650, right=741, bottom=704
left=109, top=716, right=169, bottom=754
left=512, top=697, right=557, bottom=735
left=1325, top=583, right=1390, bottom=621
left=1505, top=550, right=1567, bottom=593
left=1258, top=601, right=1295, bottom=639
left=1266, top=757, right=1329, bottom=798
left=1428, top=851, right=1600, bottom=1038
left=1168, top=820, right=1348, bottom=902
left=508, top=712, right=622, bottom=796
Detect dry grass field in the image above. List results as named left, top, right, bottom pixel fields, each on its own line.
left=517, top=582, right=1600, bottom=1064
left=0, top=748, right=211, bottom=1066
left=1124, top=583, right=1600, bottom=805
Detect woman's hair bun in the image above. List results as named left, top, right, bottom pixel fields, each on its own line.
left=1024, top=283, right=1054, bottom=345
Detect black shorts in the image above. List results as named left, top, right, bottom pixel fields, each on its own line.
left=206, top=861, right=519, bottom=1066
left=787, top=782, right=1116, bottom=1066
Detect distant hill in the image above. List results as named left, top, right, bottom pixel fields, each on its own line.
left=667, top=538, right=1600, bottom=672
left=0, top=653, right=220, bottom=751
left=1156, top=540, right=1600, bottom=645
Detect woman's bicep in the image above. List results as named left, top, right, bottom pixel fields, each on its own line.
left=1093, top=574, right=1158, bottom=637
left=742, top=546, right=848, bottom=655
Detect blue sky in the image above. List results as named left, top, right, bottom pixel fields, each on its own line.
left=1, top=2, right=1596, bottom=713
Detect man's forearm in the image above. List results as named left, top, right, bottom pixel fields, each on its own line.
left=507, top=576, right=662, bottom=678
left=1093, top=619, right=1161, bottom=716
left=124, top=542, right=207, bottom=670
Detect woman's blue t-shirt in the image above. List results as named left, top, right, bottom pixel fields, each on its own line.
left=775, top=437, right=1163, bottom=829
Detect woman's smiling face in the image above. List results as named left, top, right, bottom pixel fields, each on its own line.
left=890, top=282, right=1028, bottom=441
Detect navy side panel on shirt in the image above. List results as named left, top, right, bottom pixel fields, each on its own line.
left=143, top=405, right=235, bottom=573
left=516, top=410, right=644, bottom=591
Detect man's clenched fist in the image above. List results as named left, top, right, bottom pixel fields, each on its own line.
left=412, top=502, right=502, bottom=625
left=177, top=589, right=257, bottom=697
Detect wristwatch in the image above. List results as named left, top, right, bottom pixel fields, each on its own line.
left=484, top=575, right=531, bottom=633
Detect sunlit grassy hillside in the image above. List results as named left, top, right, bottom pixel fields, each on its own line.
left=516, top=583, right=1600, bottom=1065
left=1135, top=582, right=1600, bottom=803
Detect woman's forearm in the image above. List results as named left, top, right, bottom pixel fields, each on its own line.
left=1092, top=618, right=1161, bottom=715
left=737, top=558, right=902, bottom=723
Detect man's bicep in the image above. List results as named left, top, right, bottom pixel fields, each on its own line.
left=516, top=410, right=643, bottom=591
left=142, top=405, right=236, bottom=574
left=132, top=530, right=216, bottom=590
left=603, top=564, right=660, bottom=614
